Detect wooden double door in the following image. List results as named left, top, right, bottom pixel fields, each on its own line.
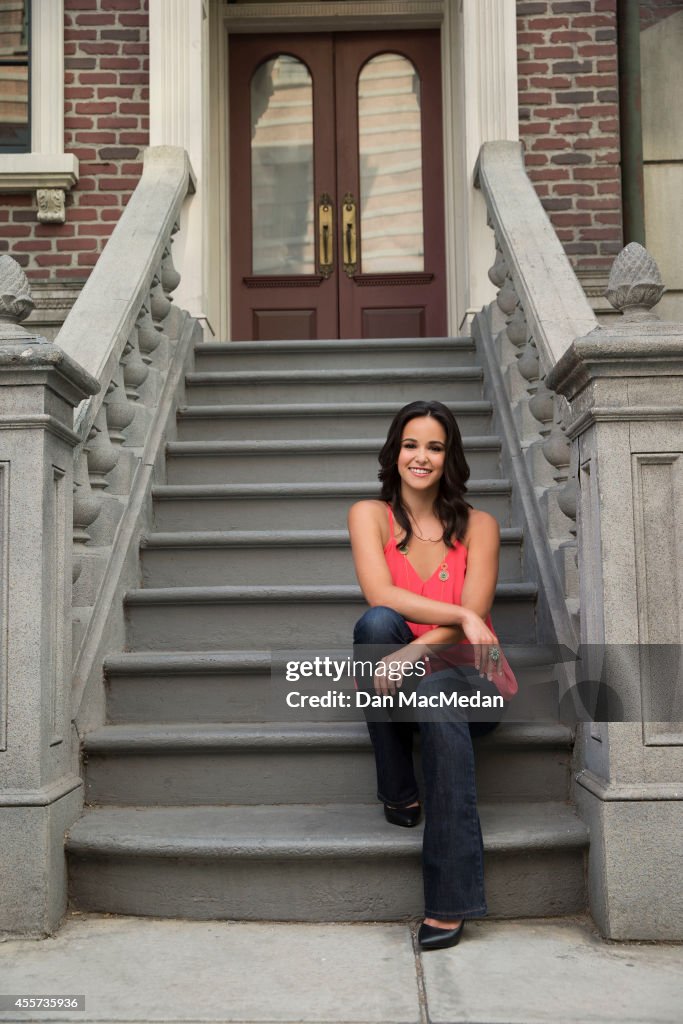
left=229, top=31, right=446, bottom=341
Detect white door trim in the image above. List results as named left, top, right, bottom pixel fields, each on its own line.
left=152, top=0, right=518, bottom=338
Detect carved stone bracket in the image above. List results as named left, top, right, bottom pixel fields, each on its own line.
left=36, top=188, right=66, bottom=224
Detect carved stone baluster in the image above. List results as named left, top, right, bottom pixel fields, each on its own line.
left=161, top=243, right=181, bottom=298
left=83, top=403, right=124, bottom=546
left=136, top=303, right=161, bottom=366
left=121, top=321, right=152, bottom=448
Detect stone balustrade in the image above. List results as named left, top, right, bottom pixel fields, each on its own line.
left=0, top=146, right=198, bottom=936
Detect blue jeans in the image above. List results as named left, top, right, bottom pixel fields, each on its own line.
left=353, top=606, right=503, bottom=921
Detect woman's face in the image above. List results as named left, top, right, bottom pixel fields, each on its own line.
left=396, top=415, right=447, bottom=492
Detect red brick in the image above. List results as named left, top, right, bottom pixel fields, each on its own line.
left=573, top=13, right=614, bottom=27
left=96, top=87, right=135, bottom=99
left=75, top=13, right=116, bottom=25
left=66, top=0, right=98, bottom=8
left=555, top=182, right=594, bottom=195
left=597, top=59, right=618, bottom=73
left=527, top=168, right=571, bottom=181
left=117, top=15, right=148, bottom=27
left=519, top=91, right=553, bottom=104
left=35, top=223, right=74, bottom=238
left=78, top=252, right=102, bottom=267
left=100, top=58, right=143, bottom=70
left=65, top=116, right=91, bottom=129
left=77, top=223, right=117, bottom=236
left=79, top=42, right=119, bottom=55
left=59, top=269, right=92, bottom=280
left=574, top=136, right=617, bottom=149
left=74, top=131, right=117, bottom=143
left=1, top=224, right=32, bottom=237
left=598, top=118, right=619, bottom=132
left=79, top=72, right=118, bottom=84
left=597, top=180, right=621, bottom=194
left=578, top=104, right=617, bottom=117
left=577, top=196, right=620, bottom=209
left=36, top=254, right=72, bottom=267
left=76, top=101, right=117, bottom=115
left=532, top=137, right=572, bottom=150
left=121, top=162, right=143, bottom=175
left=96, top=116, right=139, bottom=128
left=80, top=194, right=120, bottom=206
left=518, top=31, right=546, bottom=43
left=119, top=102, right=148, bottom=114
left=121, top=42, right=148, bottom=55
left=102, top=0, right=144, bottom=9
left=97, top=177, right=141, bottom=190
left=519, top=61, right=550, bottom=74
left=578, top=43, right=616, bottom=56
left=595, top=150, right=620, bottom=164
left=59, top=238, right=99, bottom=251
left=529, top=75, right=572, bottom=89
left=67, top=208, right=99, bottom=221
left=119, top=131, right=149, bottom=144
left=64, top=28, right=97, bottom=41
left=576, top=74, right=617, bottom=89
left=551, top=212, right=592, bottom=226
left=520, top=121, right=553, bottom=134
left=534, top=45, right=574, bottom=58
left=557, top=119, right=594, bottom=133
left=595, top=0, right=616, bottom=11
left=549, top=29, right=592, bottom=42
left=25, top=270, right=51, bottom=281
left=524, top=153, right=549, bottom=166
left=595, top=212, right=622, bottom=224
left=102, top=208, right=124, bottom=221
left=573, top=166, right=620, bottom=179
left=579, top=228, right=621, bottom=240
left=542, top=106, right=575, bottom=119
left=525, top=16, right=569, bottom=29
left=119, top=73, right=148, bottom=85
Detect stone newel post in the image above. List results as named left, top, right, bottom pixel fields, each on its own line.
left=0, top=256, right=99, bottom=936
left=546, top=244, right=683, bottom=940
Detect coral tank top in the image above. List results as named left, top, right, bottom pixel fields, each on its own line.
left=383, top=503, right=492, bottom=637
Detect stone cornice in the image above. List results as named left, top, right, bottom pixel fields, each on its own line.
left=0, top=153, right=79, bottom=192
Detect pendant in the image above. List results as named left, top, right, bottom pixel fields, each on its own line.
left=438, top=563, right=449, bottom=582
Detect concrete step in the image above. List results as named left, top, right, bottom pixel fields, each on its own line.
left=191, top=337, right=477, bottom=372
left=175, top=400, right=494, bottom=442
left=183, top=366, right=484, bottom=405
left=151, top=480, right=514, bottom=531
left=124, top=582, right=538, bottom=651
left=82, top=722, right=573, bottom=806
left=66, top=801, right=588, bottom=921
left=163, top=436, right=503, bottom=486
left=103, top=646, right=560, bottom=725
left=140, top=527, right=525, bottom=587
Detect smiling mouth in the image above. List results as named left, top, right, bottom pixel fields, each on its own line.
left=409, top=467, right=431, bottom=476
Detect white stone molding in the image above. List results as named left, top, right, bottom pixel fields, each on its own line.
left=206, top=0, right=518, bottom=335
left=0, top=2, right=78, bottom=217
left=223, top=1, right=443, bottom=32
left=36, top=189, right=66, bottom=225
left=455, top=0, right=519, bottom=324
left=149, top=0, right=207, bottom=323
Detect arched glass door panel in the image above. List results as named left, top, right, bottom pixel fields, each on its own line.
left=358, top=53, right=424, bottom=273
left=250, top=55, right=314, bottom=275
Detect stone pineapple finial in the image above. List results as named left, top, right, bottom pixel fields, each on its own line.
left=0, top=254, right=43, bottom=342
left=605, top=242, right=665, bottom=320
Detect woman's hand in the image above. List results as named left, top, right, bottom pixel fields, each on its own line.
left=372, top=643, right=425, bottom=697
left=459, top=609, right=506, bottom=682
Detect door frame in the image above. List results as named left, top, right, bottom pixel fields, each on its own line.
left=150, top=0, right=519, bottom=339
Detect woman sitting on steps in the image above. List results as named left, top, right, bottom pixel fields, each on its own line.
left=348, top=399, right=517, bottom=951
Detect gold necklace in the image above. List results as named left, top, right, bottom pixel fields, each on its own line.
left=398, top=536, right=450, bottom=582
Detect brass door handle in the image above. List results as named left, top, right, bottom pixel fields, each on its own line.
left=318, top=193, right=334, bottom=278
left=342, top=192, right=357, bottom=277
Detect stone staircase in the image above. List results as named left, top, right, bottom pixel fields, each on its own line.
left=66, top=337, right=588, bottom=921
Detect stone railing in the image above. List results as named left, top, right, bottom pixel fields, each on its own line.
left=473, top=140, right=599, bottom=652
left=0, top=146, right=198, bottom=937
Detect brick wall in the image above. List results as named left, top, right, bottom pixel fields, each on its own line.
left=0, top=0, right=149, bottom=283
left=517, top=0, right=623, bottom=272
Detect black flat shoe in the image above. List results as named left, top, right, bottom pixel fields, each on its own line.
left=383, top=802, right=421, bottom=827
left=418, top=920, right=465, bottom=951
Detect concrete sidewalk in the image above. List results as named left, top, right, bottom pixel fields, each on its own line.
left=0, top=912, right=681, bottom=1024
